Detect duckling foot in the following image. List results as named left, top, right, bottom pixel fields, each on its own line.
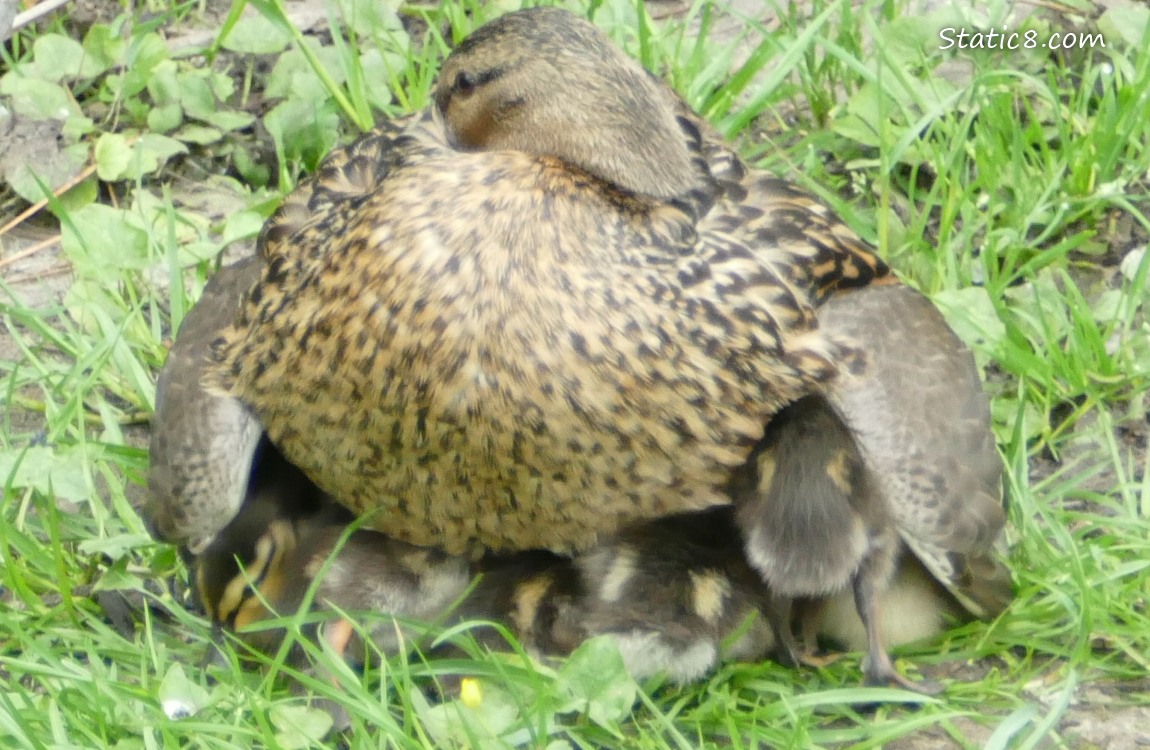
left=321, top=618, right=355, bottom=657
left=855, top=573, right=943, bottom=697
left=862, top=651, right=944, bottom=697
left=799, top=651, right=844, bottom=669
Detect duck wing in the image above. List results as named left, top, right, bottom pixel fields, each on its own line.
left=819, top=283, right=1012, bottom=619
left=146, top=256, right=263, bottom=554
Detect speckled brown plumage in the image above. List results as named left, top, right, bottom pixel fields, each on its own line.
left=205, top=7, right=888, bottom=556
left=145, top=8, right=1014, bottom=696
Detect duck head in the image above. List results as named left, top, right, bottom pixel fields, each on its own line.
left=435, top=7, right=700, bottom=201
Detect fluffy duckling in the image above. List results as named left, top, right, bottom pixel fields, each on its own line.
left=195, top=495, right=473, bottom=663
left=195, top=501, right=772, bottom=684
left=572, top=507, right=777, bottom=683
left=197, top=492, right=968, bottom=687
left=734, top=395, right=912, bottom=688
left=203, top=6, right=887, bottom=560
left=735, top=284, right=1010, bottom=691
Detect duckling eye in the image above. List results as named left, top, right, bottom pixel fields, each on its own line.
left=453, top=71, right=479, bottom=96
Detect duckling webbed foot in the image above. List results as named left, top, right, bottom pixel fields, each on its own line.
left=854, top=573, right=943, bottom=696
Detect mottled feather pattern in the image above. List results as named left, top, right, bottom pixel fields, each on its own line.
left=208, top=112, right=865, bottom=555
left=675, top=98, right=889, bottom=302
left=147, top=8, right=1012, bottom=695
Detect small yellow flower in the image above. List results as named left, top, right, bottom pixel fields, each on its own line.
left=460, top=678, right=483, bottom=709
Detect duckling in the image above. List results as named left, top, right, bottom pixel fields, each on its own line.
left=204, top=6, right=886, bottom=560
left=198, top=493, right=967, bottom=688
left=734, top=284, right=1010, bottom=691
left=195, top=500, right=771, bottom=684
left=571, top=507, right=777, bottom=683
left=194, top=479, right=476, bottom=661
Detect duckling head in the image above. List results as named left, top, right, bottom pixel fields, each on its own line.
left=435, top=7, right=700, bottom=201
left=194, top=513, right=299, bottom=650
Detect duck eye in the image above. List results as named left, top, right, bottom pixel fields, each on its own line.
left=454, top=71, right=478, bottom=96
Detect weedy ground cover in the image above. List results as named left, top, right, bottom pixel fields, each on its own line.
left=1, top=0, right=1147, bottom=747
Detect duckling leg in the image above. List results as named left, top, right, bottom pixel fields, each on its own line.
left=765, top=593, right=802, bottom=668
left=321, top=617, right=355, bottom=660
left=853, top=571, right=943, bottom=695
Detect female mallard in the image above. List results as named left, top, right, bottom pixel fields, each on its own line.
left=205, top=7, right=884, bottom=556
left=149, top=7, right=1010, bottom=690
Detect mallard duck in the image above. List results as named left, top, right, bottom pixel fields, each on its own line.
left=172, top=271, right=1001, bottom=692
left=204, top=6, right=884, bottom=557
left=159, top=266, right=973, bottom=683
left=149, top=6, right=1010, bottom=689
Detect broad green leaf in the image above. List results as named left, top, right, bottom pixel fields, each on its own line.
left=0, top=446, right=93, bottom=502
left=94, top=133, right=133, bottom=181
left=358, top=49, right=398, bottom=111
left=265, top=42, right=347, bottom=103
left=221, top=15, right=291, bottom=55
left=32, top=34, right=106, bottom=81
left=199, top=109, right=255, bottom=131
left=147, top=103, right=184, bottom=134
left=174, top=124, right=223, bottom=144
left=60, top=203, right=150, bottom=274
left=263, top=97, right=341, bottom=170
left=134, top=133, right=189, bottom=174
left=221, top=210, right=266, bottom=246
left=115, top=33, right=170, bottom=99
left=0, top=75, right=80, bottom=119
left=555, top=636, right=637, bottom=729
left=1098, top=4, right=1149, bottom=49
left=269, top=704, right=334, bottom=750
left=334, top=0, right=404, bottom=35
left=145, top=59, right=182, bottom=105
left=82, top=24, right=124, bottom=73
left=414, top=681, right=532, bottom=749
left=179, top=70, right=225, bottom=121
left=933, top=286, right=1007, bottom=354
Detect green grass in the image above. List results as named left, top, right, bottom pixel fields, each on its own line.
left=2, top=0, right=1149, bottom=747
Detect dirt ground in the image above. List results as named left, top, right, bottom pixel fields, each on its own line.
left=2, top=1, right=1148, bottom=748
